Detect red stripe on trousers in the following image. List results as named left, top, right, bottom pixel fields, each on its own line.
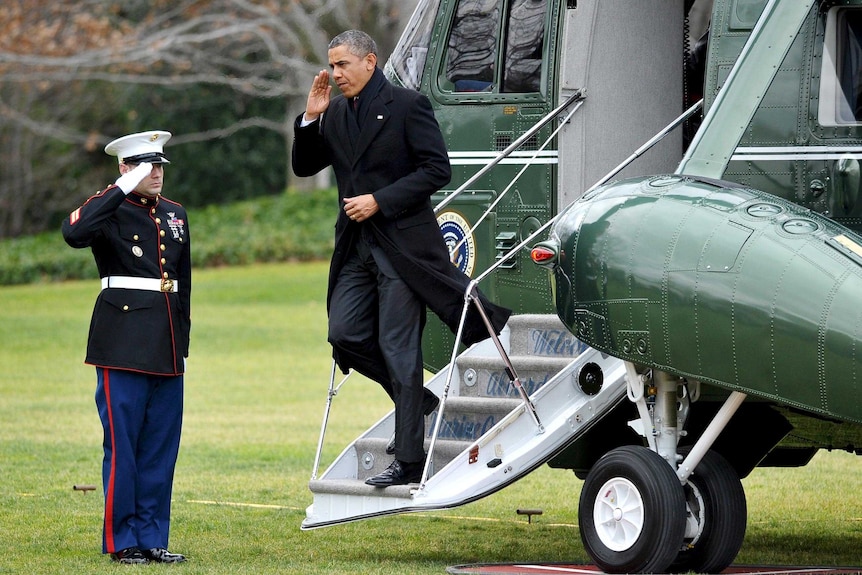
left=103, top=370, right=117, bottom=553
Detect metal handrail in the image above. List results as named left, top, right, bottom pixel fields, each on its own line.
left=446, top=98, right=586, bottom=260
left=418, top=283, right=474, bottom=489
left=475, top=99, right=703, bottom=285
left=434, top=90, right=584, bottom=214
left=419, top=281, right=545, bottom=490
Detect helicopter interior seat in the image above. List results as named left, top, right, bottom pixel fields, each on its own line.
left=452, top=79, right=494, bottom=91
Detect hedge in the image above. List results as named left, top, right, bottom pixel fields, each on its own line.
left=0, top=188, right=337, bottom=286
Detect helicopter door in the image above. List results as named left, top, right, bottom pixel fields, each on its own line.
left=418, top=0, right=558, bottom=370
left=430, top=0, right=557, bottom=297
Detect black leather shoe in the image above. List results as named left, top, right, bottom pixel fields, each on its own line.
left=144, top=548, right=187, bottom=563
left=365, top=459, right=423, bottom=487
left=385, top=432, right=396, bottom=455
left=110, top=547, right=149, bottom=564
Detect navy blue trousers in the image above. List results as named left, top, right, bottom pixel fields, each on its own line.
left=95, top=367, right=183, bottom=554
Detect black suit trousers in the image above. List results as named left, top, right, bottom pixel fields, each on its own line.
left=328, top=233, right=427, bottom=463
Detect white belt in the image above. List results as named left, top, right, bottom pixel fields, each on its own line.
left=101, top=276, right=179, bottom=293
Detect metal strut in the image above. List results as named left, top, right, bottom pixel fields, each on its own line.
left=310, top=360, right=352, bottom=480
left=419, top=289, right=474, bottom=490
left=467, top=282, right=545, bottom=433
left=418, top=280, right=545, bottom=491
left=677, top=391, right=747, bottom=483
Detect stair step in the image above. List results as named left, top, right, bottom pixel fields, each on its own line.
left=455, top=355, right=574, bottom=398
left=352, top=437, right=470, bottom=478
left=309, top=478, right=417, bottom=498
left=429, top=397, right=522, bottom=442
left=506, top=314, right=587, bottom=358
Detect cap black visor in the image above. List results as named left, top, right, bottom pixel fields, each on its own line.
left=122, top=152, right=170, bottom=164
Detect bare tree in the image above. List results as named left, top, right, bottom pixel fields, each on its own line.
left=0, top=0, right=416, bottom=237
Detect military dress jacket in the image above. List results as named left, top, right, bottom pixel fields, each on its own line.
left=292, top=76, right=511, bottom=370
left=62, top=185, right=191, bottom=376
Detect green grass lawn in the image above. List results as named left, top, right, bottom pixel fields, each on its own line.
left=1, top=261, right=861, bottom=574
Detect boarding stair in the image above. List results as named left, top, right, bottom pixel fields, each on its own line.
left=302, top=313, right=629, bottom=529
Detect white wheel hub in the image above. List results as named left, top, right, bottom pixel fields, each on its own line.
left=593, top=477, right=645, bottom=551
left=684, top=480, right=706, bottom=541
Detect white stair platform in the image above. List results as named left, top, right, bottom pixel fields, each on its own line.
left=302, top=314, right=628, bottom=529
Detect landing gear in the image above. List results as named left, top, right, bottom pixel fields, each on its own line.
left=673, top=447, right=747, bottom=574
left=578, top=445, right=686, bottom=573
left=578, top=367, right=749, bottom=574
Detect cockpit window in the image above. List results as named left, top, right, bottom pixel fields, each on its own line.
left=502, top=0, right=546, bottom=92
left=385, top=0, right=438, bottom=90
left=445, top=0, right=501, bottom=92
left=819, top=7, right=862, bottom=126
left=441, top=0, right=547, bottom=94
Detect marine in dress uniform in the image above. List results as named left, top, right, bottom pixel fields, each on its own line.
left=62, top=131, right=189, bottom=564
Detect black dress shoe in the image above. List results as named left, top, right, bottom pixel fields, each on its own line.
left=365, top=459, right=423, bottom=486
left=386, top=432, right=396, bottom=455
left=110, top=547, right=149, bottom=564
left=144, top=548, right=187, bottom=563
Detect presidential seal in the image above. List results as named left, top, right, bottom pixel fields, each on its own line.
left=437, top=211, right=476, bottom=277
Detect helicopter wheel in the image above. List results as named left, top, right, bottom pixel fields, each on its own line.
left=579, top=445, right=686, bottom=574
left=671, top=447, right=747, bottom=573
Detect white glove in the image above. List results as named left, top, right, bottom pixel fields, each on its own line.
left=114, top=162, right=153, bottom=194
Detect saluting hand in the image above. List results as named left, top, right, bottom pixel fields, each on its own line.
left=114, top=162, right=153, bottom=195
left=304, top=70, right=332, bottom=122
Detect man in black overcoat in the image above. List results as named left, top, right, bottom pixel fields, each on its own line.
left=292, top=30, right=511, bottom=486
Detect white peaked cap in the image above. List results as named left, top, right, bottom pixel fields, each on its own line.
left=104, top=130, right=172, bottom=164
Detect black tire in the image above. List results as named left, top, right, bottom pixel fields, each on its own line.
left=578, top=445, right=687, bottom=574
left=672, top=447, right=747, bottom=573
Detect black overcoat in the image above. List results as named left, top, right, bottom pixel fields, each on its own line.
left=292, top=77, right=510, bottom=373
left=62, top=186, right=191, bottom=376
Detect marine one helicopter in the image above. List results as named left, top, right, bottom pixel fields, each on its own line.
left=303, top=1, right=862, bottom=573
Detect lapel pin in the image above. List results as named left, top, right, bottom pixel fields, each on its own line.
left=377, top=115, right=384, bottom=120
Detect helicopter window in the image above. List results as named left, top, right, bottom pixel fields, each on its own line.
left=501, top=0, right=546, bottom=92
left=385, top=0, right=438, bottom=90
left=445, top=0, right=501, bottom=92
left=819, top=7, right=862, bottom=126
left=442, top=0, right=547, bottom=94
left=837, top=12, right=862, bottom=123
